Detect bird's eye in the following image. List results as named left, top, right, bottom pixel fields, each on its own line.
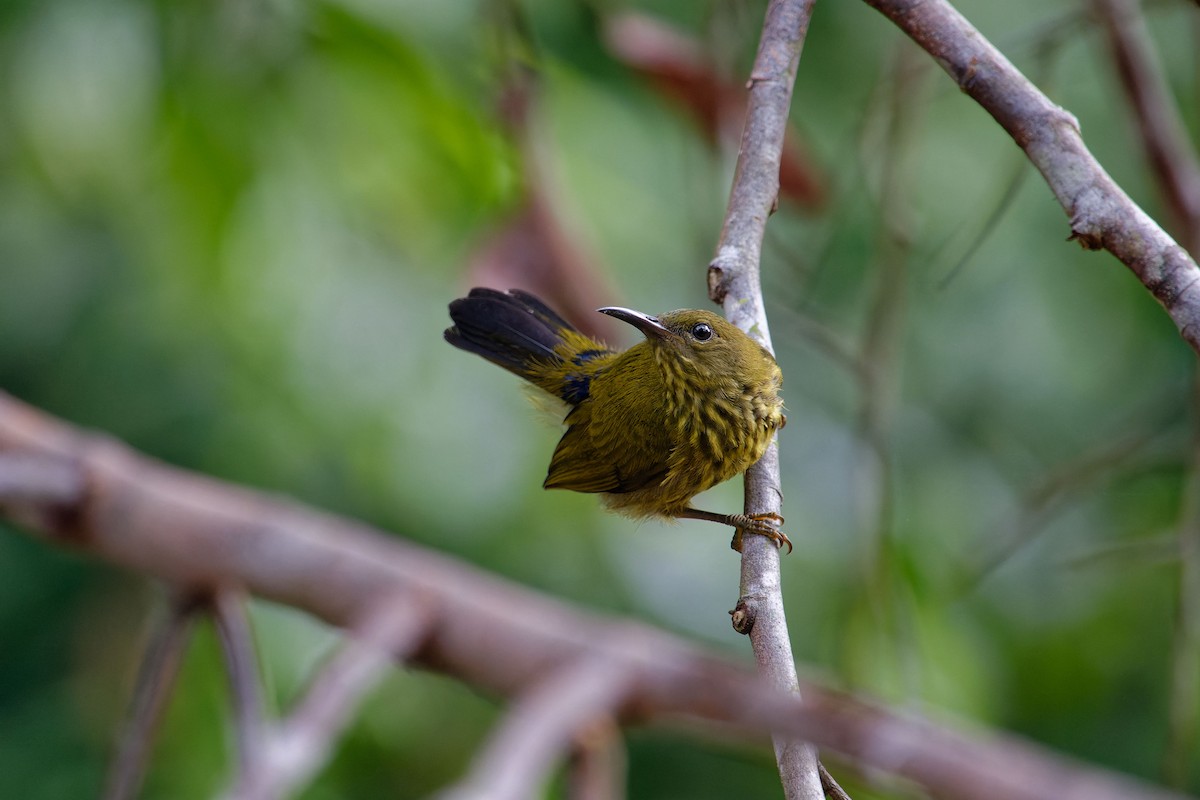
left=691, top=323, right=714, bottom=341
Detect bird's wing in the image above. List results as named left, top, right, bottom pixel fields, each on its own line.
left=544, top=418, right=624, bottom=493
left=543, top=384, right=670, bottom=495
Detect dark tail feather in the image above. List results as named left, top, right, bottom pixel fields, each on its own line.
left=506, top=289, right=576, bottom=335
left=444, top=288, right=574, bottom=379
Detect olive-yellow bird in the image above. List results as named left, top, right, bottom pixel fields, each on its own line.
left=444, top=287, right=790, bottom=551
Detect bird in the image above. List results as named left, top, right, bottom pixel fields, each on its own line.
left=444, top=287, right=790, bottom=552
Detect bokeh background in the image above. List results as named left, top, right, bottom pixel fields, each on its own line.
left=2, top=0, right=1199, bottom=797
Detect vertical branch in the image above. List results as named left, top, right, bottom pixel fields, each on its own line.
left=1089, top=41, right=1200, bottom=725
left=706, top=1, right=823, bottom=798
left=1165, top=376, right=1200, bottom=786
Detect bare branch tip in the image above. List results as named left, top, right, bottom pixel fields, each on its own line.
left=819, top=762, right=853, bottom=800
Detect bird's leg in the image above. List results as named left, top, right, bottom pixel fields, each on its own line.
left=676, top=508, right=792, bottom=554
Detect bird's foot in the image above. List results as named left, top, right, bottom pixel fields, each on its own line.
left=675, top=507, right=792, bottom=554
left=730, top=512, right=792, bottom=554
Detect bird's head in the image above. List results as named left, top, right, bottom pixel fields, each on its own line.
left=597, top=306, right=779, bottom=385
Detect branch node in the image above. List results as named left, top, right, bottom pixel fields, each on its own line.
left=729, top=599, right=756, bottom=635
left=747, top=69, right=777, bottom=88
left=707, top=263, right=728, bottom=304
left=958, top=57, right=980, bottom=92
left=1067, top=227, right=1104, bottom=251
left=0, top=452, right=91, bottom=543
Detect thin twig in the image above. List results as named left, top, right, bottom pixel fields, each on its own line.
left=934, top=23, right=1058, bottom=290
left=1165, top=376, right=1200, bottom=785
left=862, top=0, right=1200, bottom=355
left=103, top=591, right=205, bottom=800
left=1063, top=533, right=1181, bottom=571
left=439, top=655, right=633, bottom=800
left=956, top=430, right=1165, bottom=592
left=819, top=762, right=854, bottom=800
left=936, top=158, right=1031, bottom=290
left=1094, top=15, right=1200, bottom=767
left=706, top=0, right=823, bottom=796
left=855, top=42, right=926, bottom=695
left=772, top=304, right=865, bottom=379
left=1092, top=0, right=1200, bottom=256
left=225, top=597, right=432, bottom=800
left=212, top=588, right=268, bottom=774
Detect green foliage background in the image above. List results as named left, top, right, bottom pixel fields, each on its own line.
left=1, top=0, right=1198, bottom=797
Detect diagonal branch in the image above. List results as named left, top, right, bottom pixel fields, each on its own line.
left=0, top=451, right=84, bottom=504
left=102, top=591, right=205, bottom=800
left=819, top=763, right=853, bottom=800
left=863, top=0, right=1200, bottom=355
left=211, top=589, right=268, bottom=775
left=706, top=0, right=823, bottom=797
left=439, top=655, right=634, bottom=800
left=0, top=391, right=1194, bottom=800
left=224, top=596, right=433, bottom=800
left=1092, top=0, right=1200, bottom=257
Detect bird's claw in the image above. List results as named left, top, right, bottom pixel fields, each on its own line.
left=731, top=513, right=793, bottom=554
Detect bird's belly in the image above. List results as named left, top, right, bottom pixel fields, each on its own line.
left=628, top=414, right=773, bottom=516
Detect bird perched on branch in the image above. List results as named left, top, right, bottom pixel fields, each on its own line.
left=444, top=287, right=790, bottom=552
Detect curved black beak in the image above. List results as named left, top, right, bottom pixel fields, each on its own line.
left=598, top=306, right=675, bottom=341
